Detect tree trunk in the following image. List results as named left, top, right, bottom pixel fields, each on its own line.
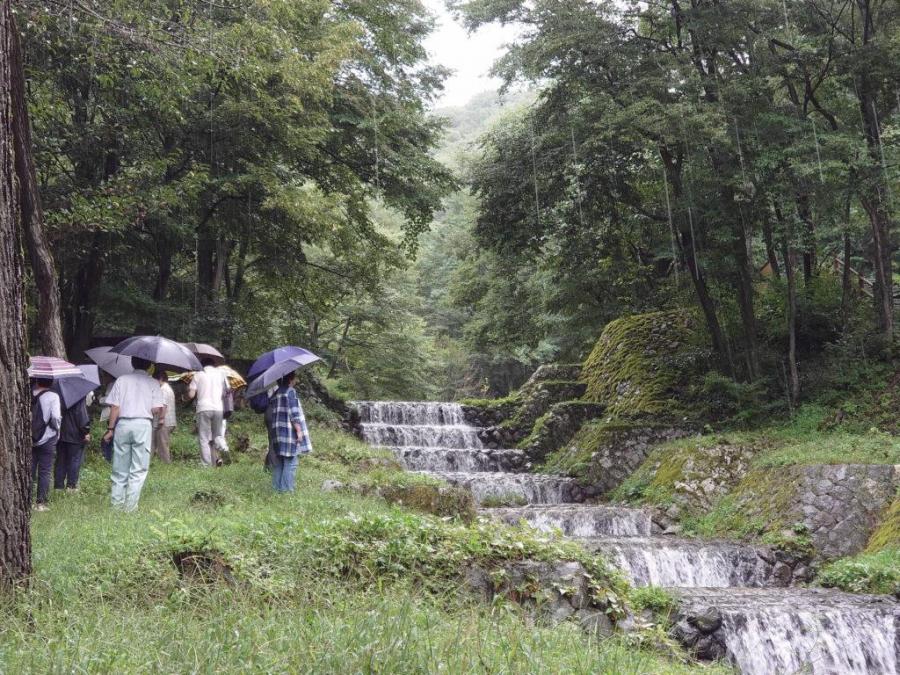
left=841, top=230, right=852, bottom=332
left=65, top=233, right=105, bottom=359
left=660, top=147, right=729, bottom=367
left=730, top=221, right=760, bottom=380
left=9, top=19, right=65, bottom=358
left=781, top=236, right=801, bottom=407
left=795, top=193, right=817, bottom=285
left=762, top=218, right=781, bottom=279
left=854, top=0, right=893, bottom=342
left=0, top=1, right=34, bottom=588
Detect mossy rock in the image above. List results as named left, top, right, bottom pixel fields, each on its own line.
left=543, top=420, right=691, bottom=496
left=582, top=310, right=709, bottom=416
left=612, top=437, right=760, bottom=512
left=866, top=498, right=900, bottom=552
left=379, top=484, right=476, bottom=523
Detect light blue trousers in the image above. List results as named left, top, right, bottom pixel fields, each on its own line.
left=111, top=418, right=152, bottom=511
left=271, top=454, right=299, bottom=493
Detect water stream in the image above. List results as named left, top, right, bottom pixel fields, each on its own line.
left=352, top=401, right=899, bottom=674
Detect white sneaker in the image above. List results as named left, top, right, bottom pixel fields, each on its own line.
left=33, top=504, right=49, bottom=512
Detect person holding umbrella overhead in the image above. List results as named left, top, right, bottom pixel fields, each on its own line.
left=267, top=371, right=312, bottom=493
left=102, top=356, right=165, bottom=511
left=53, top=364, right=100, bottom=492
left=245, top=348, right=320, bottom=493
left=27, top=357, right=73, bottom=511
left=186, top=356, right=230, bottom=467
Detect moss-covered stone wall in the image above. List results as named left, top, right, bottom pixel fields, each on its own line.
left=581, top=310, right=708, bottom=417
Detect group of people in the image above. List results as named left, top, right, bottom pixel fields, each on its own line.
left=30, top=358, right=312, bottom=512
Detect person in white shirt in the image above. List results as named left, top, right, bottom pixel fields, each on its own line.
left=152, top=369, right=177, bottom=463
left=102, top=357, right=164, bottom=511
left=31, top=378, right=62, bottom=511
left=186, top=358, right=229, bottom=467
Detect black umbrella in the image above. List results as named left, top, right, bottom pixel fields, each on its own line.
left=52, top=364, right=101, bottom=409
left=111, top=335, right=202, bottom=373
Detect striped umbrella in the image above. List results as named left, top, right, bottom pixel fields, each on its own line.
left=27, top=356, right=82, bottom=379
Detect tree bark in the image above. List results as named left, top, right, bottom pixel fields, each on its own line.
left=9, top=19, right=65, bottom=358
left=0, top=0, right=34, bottom=589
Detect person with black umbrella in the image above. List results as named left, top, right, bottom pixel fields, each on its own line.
left=54, top=396, right=91, bottom=492
left=102, top=356, right=165, bottom=511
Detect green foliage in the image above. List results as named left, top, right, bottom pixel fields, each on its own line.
left=1, top=415, right=731, bottom=674
left=628, top=586, right=677, bottom=616
left=817, top=549, right=900, bottom=595
left=866, top=499, right=900, bottom=553
left=582, top=311, right=709, bottom=417
left=540, top=420, right=639, bottom=480
left=480, top=493, right=529, bottom=508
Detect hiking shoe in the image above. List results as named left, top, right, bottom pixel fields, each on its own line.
left=33, top=504, right=49, bottom=512
left=66, top=487, right=79, bottom=493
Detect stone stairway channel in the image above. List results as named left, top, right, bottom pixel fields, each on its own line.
left=352, top=401, right=899, bottom=675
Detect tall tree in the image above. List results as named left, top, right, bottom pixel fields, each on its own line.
left=9, top=18, right=65, bottom=357
left=0, top=0, right=33, bottom=588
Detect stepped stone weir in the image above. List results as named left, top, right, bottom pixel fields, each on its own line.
left=675, top=587, right=899, bottom=675
left=486, top=505, right=652, bottom=538
left=394, top=447, right=526, bottom=473
left=417, top=470, right=579, bottom=505
left=579, top=537, right=777, bottom=588
left=352, top=399, right=900, bottom=674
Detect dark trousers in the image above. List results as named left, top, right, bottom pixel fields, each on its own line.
left=55, top=441, right=85, bottom=490
left=31, top=441, right=56, bottom=504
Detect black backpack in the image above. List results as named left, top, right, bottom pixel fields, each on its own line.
left=31, top=390, right=50, bottom=445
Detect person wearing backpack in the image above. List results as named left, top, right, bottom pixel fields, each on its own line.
left=54, top=396, right=91, bottom=492
left=31, top=378, right=62, bottom=511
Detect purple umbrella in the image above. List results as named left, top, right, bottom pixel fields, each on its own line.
left=247, top=346, right=319, bottom=381
left=52, top=364, right=100, bottom=409
left=245, top=353, right=321, bottom=397
left=111, top=335, right=201, bottom=373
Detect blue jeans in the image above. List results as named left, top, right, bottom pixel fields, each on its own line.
left=111, top=418, right=152, bottom=511
left=271, top=454, right=299, bottom=493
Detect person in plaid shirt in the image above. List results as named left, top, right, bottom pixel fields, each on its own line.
left=267, top=371, right=312, bottom=492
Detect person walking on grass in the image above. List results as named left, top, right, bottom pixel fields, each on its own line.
left=54, top=396, right=91, bottom=492
left=186, top=357, right=229, bottom=467
left=267, top=371, right=312, bottom=493
left=31, top=378, right=62, bottom=511
left=102, top=357, right=164, bottom=511
left=153, top=369, right=176, bottom=463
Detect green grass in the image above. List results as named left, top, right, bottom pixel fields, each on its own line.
left=817, top=548, right=900, bottom=595
left=0, top=411, right=722, bottom=673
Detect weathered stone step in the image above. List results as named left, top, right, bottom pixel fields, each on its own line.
left=672, top=587, right=899, bottom=675
left=577, top=537, right=803, bottom=588
left=419, top=471, right=579, bottom=505
left=483, top=504, right=652, bottom=537
left=394, top=447, right=527, bottom=472
left=360, top=423, right=483, bottom=449
left=351, top=401, right=467, bottom=425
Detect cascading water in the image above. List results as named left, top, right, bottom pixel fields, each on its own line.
left=418, top=471, right=577, bottom=505
left=352, top=401, right=569, bottom=501
left=677, top=588, right=899, bottom=675
left=395, top=447, right=526, bottom=472
left=581, top=537, right=776, bottom=588
left=488, top=505, right=652, bottom=537
left=353, top=399, right=900, bottom=673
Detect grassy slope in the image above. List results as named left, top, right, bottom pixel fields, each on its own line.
left=0, top=412, right=721, bottom=674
